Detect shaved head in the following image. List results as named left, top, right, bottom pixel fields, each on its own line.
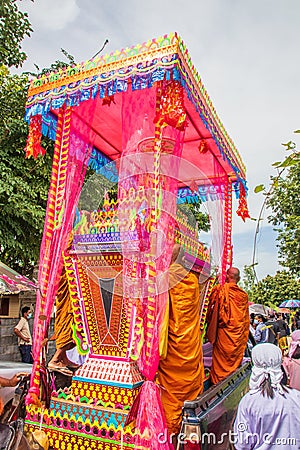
left=226, top=267, right=240, bottom=283
left=171, top=244, right=185, bottom=265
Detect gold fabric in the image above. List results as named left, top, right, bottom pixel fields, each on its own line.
left=208, top=283, right=249, bottom=384
left=157, top=263, right=204, bottom=434
left=54, top=265, right=73, bottom=349
left=32, top=430, right=49, bottom=450
left=279, top=336, right=288, bottom=351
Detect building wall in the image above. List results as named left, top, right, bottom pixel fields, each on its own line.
left=0, top=289, right=37, bottom=319
left=9, top=295, right=20, bottom=317
left=0, top=270, right=58, bottom=361
left=0, top=295, right=19, bottom=318
left=0, top=316, right=55, bottom=362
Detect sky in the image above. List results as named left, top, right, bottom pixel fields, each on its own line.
left=18, top=0, right=300, bottom=280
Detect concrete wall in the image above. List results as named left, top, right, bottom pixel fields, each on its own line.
left=0, top=317, right=55, bottom=362
left=0, top=317, right=23, bottom=361
left=19, top=290, right=37, bottom=316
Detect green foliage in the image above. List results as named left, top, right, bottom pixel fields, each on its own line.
left=247, top=271, right=300, bottom=307
left=33, top=48, right=76, bottom=75
left=267, top=158, right=300, bottom=276
left=0, top=0, right=77, bottom=276
left=272, top=154, right=299, bottom=168
left=0, top=66, right=53, bottom=275
left=254, top=184, right=265, bottom=194
left=254, top=135, right=300, bottom=277
left=281, top=140, right=297, bottom=151
left=0, top=0, right=33, bottom=68
left=241, top=264, right=257, bottom=301
left=78, top=172, right=116, bottom=211
left=179, top=201, right=210, bottom=233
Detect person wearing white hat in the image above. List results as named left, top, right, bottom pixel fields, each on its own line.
left=233, top=343, right=300, bottom=449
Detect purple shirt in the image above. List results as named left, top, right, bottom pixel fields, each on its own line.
left=254, top=322, right=268, bottom=343
left=234, top=388, right=300, bottom=449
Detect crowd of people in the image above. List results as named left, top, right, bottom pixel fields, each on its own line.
left=250, top=310, right=300, bottom=352
left=249, top=309, right=300, bottom=390
left=235, top=304, right=300, bottom=448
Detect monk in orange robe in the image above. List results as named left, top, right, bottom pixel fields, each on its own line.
left=45, top=264, right=78, bottom=376
left=207, top=267, right=249, bottom=384
left=45, top=236, right=79, bottom=375
left=157, top=245, right=204, bottom=436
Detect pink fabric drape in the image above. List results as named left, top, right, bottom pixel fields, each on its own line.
left=28, top=104, right=96, bottom=402
left=119, top=82, right=186, bottom=449
left=201, top=157, right=232, bottom=284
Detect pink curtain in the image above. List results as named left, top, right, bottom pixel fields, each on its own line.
left=118, top=81, right=186, bottom=449
left=28, top=103, right=96, bottom=403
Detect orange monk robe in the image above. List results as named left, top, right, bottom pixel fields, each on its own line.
left=157, top=263, right=204, bottom=435
left=54, top=265, right=74, bottom=350
left=208, top=283, right=250, bottom=385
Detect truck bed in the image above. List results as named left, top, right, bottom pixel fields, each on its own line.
left=180, top=357, right=251, bottom=449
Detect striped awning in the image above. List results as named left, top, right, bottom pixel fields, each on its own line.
left=0, top=261, right=37, bottom=295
